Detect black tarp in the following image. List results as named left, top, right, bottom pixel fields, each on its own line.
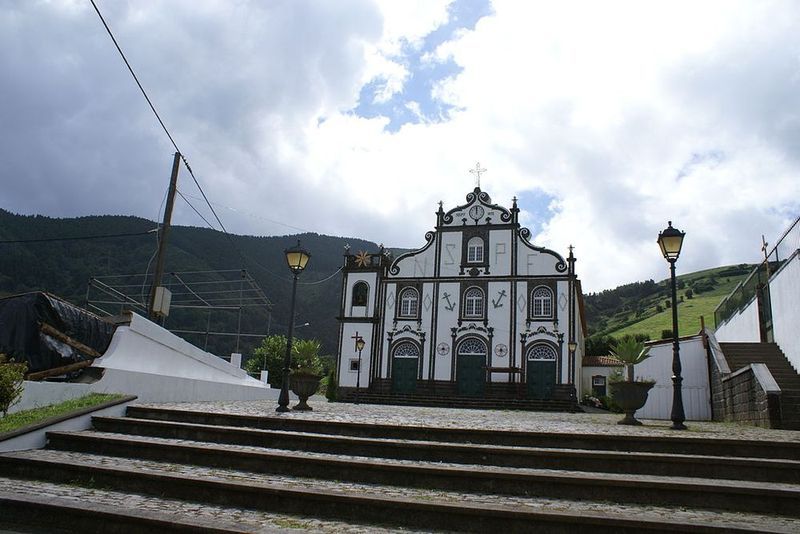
left=0, top=292, right=116, bottom=374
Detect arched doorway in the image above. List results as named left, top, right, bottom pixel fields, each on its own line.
left=392, top=341, right=419, bottom=394
left=526, top=343, right=557, bottom=399
left=457, top=337, right=487, bottom=397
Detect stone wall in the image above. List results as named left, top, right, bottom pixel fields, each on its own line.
left=716, top=366, right=781, bottom=428
left=706, top=329, right=781, bottom=428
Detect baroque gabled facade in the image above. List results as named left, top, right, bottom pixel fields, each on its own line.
left=336, top=186, right=586, bottom=402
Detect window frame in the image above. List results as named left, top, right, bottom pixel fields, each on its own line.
left=463, top=286, right=485, bottom=319
left=530, top=285, right=554, bottom=319
left=398, top=287, right=419, bottom=319
left=466, top=236, right=484, bottom=263
left=351, top=281, right=369, bottom=307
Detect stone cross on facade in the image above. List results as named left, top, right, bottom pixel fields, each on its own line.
left=469, top=162, right=487, bottom=189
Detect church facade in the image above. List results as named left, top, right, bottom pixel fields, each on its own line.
left=335, top=186, right=586, bottom=402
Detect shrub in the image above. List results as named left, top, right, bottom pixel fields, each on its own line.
left=661, top=329, right=673, bottom=340
left=247, top=335, right=288, bottom=388
left=685, top=289, right=693, bottom=299
left=0, top=355, right=26, bottom=417
left=325, top=369, right=338, bottom=402
left=655, top=304, right=663, bottom=313
left=292, top=339, right=324, bottom=375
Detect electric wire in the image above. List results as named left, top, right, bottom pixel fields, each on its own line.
left=0, top=231, right=152, bottom=244
left=89, top=0, right=342, bottom=292
left=176, top=188, right=216, bottom=230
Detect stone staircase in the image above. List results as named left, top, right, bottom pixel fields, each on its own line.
left=343, top=391, right=579, bottom=412
left=720, top=342, right=800, bottom=430
left=1, top=405, right=799, bottom=532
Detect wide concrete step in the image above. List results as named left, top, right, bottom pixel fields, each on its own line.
left=45, top=430, right=800, bottom=484
left=348, top=395, right=576, bottom=412
left=0, top=487, right=258, bottom=533
left=124, top=406, right=800, bottom=459
left=2, top=451, right=800, bottom=531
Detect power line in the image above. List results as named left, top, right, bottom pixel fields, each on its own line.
left=176, top=188, right=216, bottom=230
left=89, top=0, right=227, bottom=237
left=89, top=0, right=179, bottom=153
left=0, top=231, right=153, bottom=244
left=88, top=3, right=343, bottom=290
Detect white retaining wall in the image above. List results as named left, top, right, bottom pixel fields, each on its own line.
left=715, top=251, right=800, bottom=373
left=637, top=336, right=711, bottom=421
left=714, top=298, right=761, bottom=342
left=768, top=253, right=800, bottom=372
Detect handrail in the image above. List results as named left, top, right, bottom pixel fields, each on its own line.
left=714, top=215, right=800, bottom=327
left=702, top=327, right=730, bottom=375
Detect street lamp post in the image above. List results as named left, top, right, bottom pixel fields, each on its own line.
left=657, top=221, right=687, bottom=430
left=355, top=335, right=365, bottom=404
left=276, top=241, right=311, bottom=413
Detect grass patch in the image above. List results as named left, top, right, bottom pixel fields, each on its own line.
left=606, top=269, right=749, bottom=340
left=0, top=393, right=125, bottom=434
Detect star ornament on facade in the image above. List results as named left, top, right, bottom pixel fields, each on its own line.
left=354, top=251, right=370, bottom=267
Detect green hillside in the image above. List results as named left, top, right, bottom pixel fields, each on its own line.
left=1, top=208, right=758, bottom=360
left=586, top=265, right=753, bottom=344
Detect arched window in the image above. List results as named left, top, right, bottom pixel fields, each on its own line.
left=531, top=286, right=553, bottom=318
left=393, top=341, right=420, bottom=358
left=467, top=237, right=484, bottom=263
left=463, top=287, right=484, bottom=318
left=527, top=343, right=557, bottom=361
left=352, top=281, right=369, bottom=307
left=399, top=287, right=419, bottom=318
left=457, top=337, right=487, bottom=357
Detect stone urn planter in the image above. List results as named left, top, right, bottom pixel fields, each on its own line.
left=289, top=371, right=321, bottom=411
left=610, top=381, right=655, bottom=425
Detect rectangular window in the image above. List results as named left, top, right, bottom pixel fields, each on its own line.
left=349, top=359, right=360, bottom=371
left=468, top=245, right=483, bottom=263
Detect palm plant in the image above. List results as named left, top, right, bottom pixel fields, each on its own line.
left=610, top=337, right=652, bottom=382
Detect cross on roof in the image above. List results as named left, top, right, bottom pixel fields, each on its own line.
left=469, top=162, right=487, bottom=188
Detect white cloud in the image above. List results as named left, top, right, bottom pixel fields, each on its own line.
left=2, top=0, right=799, bottom=293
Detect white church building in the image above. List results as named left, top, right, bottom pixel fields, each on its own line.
left=336, top=184, right=586, bottom=405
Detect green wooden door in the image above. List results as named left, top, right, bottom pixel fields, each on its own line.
left=527, top=360, right=556, bottom=399
left=457, top=354, right=485, bottom=397
left=392, top=358, right=417, bottom=394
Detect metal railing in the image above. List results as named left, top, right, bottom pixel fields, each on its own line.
left=715, top=216, right=800, bottom=327
left=86, top=269, right=273, bottom=355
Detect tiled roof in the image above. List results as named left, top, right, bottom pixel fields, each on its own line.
left=582, top=355, right=622, bottom=367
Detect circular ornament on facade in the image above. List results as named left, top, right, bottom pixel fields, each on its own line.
left=468, top=205, right=485, bottom=221
left=437, top=342, right=450, bottom=355
left=494, top=344, right=509, bottom=357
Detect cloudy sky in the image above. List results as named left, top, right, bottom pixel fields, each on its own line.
left=2, top=0, right=799, bottom=292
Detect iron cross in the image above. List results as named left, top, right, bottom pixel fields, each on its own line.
left=469, top=162, right=487, bottom=188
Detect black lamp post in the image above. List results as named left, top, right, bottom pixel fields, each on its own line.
left=657, top=221, right=686, bottom=430
left=355, top=335, right=365, bottom=404
left=276, top=241, right=311, bottom=413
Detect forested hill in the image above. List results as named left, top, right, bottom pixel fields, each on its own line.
left=0, top=208, right=755, bottom=359
left=0, top=208, right=380, bottom=357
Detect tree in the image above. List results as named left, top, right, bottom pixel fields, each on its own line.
left=245, top=335, right=288, bottom=388
left=685, top=289, right=693, bottom=299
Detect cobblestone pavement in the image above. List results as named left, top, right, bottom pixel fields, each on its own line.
left=0, top=478, right=413, bottom=533
left=142, top=398, right=800, bottom=442
left=4, top=450, right=799, bottom=533
left=51, top=430, right=800, bottom=491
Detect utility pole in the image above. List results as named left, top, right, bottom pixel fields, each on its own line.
left=148, top=152, right=181, bottom=319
